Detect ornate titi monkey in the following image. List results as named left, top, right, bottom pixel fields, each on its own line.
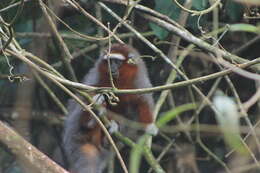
left=63, top=44, right=157, bottom=173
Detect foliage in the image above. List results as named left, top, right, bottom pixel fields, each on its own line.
left=0, top=0, right=260, bottom=173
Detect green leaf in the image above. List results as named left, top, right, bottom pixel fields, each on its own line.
left=149, top=23, right=169, bottom=40
left=149, top=0, right=182, bottom=39
left=188, top=0, right=209, bottom=31
left=187, top=14, right=207, bottom=32
left=129, top=135, right=149, bottom=173
left=192, top=0, right=208, bottom=10
left=213, top=90, right=247, bottom=154
left=150, top=0, right=210, bottom=35
left=225, top=0, right=244, bottom=22
left=229, top=24, right=260, bottom=34
left=156, top=103, right=197, bottom=128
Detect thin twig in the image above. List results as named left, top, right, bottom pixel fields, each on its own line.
left=243, top=87, right=260, bottom=111
left=32, top=70, right=68, bottom=114
left=38, top=0, right=77, bottom=81
left=141, top=14, right=260, bottom=72
left=7, top=49, right=128, bottom=173
left=154, top=0, right=192, bottom=123
left=172, top=0, right=222, bottom=15
left=0, top=0, right=30, bottom=13
left=66, top=0, right=124, bottom=44
left=12, top=52, right=259, bottom=95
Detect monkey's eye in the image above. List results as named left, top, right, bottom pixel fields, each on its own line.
left=100, top=50, right=107, bottom=58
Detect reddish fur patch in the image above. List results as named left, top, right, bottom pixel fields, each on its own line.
left=137, top=101, right=153, bottom=124
left=98, top=61, right=138, bottom=89
left=81, top=143, right=99, bottom=158
left=80, top=111, right=103, bottom=146
left=98, top=60, right=139, bottom=111
left=79, top=44, right=153, bottom=142
left=97, top=45, right=154, bottom=123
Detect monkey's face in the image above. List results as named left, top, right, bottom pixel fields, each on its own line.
left=103, top=53, right=125, bottom=77
left=101, top=44, right=139, bottom=78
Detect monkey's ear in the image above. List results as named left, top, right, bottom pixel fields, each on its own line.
left=99, top=49, right=108, bottom=59
left=127, top=52, right=139, bottom=65
left=128, top=53, right=135, bottom=59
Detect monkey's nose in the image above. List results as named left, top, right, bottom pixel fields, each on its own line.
left=110, top=59, right=122, bottom=78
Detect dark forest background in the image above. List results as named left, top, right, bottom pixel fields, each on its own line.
left=0, top=0, right=260, bottom=173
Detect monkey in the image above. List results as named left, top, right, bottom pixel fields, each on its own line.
left=63, top=43, right=157, bottom=173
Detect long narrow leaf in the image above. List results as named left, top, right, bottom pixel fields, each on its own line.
left=156, top=103, right=197, bottom=128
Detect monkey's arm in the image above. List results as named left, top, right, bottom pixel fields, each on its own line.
left=136, top=95, right=158, bottom=135
left=133, top=61, right=158, bottom=135
left=136, top=97, right=154, bottom=124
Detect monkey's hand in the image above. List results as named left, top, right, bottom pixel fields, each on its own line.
left=92, top=94, right=107, bottom=117
left=109, top=120, right=119, bottom=134
left=93, top=94, right=106, bottom=105
left=145, top=123, right=158, bottom=136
